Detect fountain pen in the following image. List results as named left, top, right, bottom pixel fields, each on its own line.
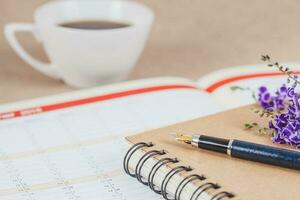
left=173, top=133, right=300, bottom=170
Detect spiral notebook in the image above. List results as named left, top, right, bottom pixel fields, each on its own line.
left=124, top=105, right=300, bottom=200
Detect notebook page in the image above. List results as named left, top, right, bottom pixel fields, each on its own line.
left=0, top=86, right=219, bottom=200
left=197, top=63, right=300, bottom=110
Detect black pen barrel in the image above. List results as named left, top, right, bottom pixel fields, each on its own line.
left=194, top=135, right=230, bottom=154
left=230, top=140, right=300, bottom=170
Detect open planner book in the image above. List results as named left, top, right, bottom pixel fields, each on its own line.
left=0, top=63, right=299, bottom=200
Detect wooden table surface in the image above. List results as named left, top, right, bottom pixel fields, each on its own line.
left=1, top=0, right=300, bottom=104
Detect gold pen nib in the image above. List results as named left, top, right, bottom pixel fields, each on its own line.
left=170, top=132, right=192, bottom=144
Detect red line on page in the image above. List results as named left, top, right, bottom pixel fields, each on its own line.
left=0, top=85, right=196, bottom=121
left=205, top=71, right=300, bottom=93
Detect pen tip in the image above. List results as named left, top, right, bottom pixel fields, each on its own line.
left=169, top=132, right=192, bottom=143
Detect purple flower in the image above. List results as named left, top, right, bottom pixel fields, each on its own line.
left=258, top=85, right=288, bottom=112
left=263, top=85, right=300, bottom=148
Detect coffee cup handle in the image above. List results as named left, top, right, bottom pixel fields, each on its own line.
left=4, top=23, right=60, bottom=79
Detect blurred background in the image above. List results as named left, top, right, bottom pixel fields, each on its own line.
left=1, top=0, right=300, bottom=103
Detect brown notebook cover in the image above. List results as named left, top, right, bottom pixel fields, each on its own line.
left=126, top=105, right=300, bottom=199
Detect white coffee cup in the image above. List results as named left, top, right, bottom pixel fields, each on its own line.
left=4, top=0, right=154, bottom=88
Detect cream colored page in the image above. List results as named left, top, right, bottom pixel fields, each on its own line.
left=0, top=77, right=196, bottom=112
left=210, top=75, right=289, bottom=110
left=0, top=87, right=218, bottom=200
left=197, top=63, right=300, bottom=110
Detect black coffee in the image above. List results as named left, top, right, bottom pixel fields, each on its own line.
left=59, top=20, right=131, bottom=30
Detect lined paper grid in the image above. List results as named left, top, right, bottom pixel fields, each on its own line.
left=0, top=89, right=218, bottom=200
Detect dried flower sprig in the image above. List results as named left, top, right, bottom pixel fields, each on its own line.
left=261, top=55, right=300, bottom=86
left=230, top=86, right=257, bottom=101
left=250, top=107, right=275, bottom=119
left=244, top=122, right=275, bottom=136
left=233, top=55, right=300, bottom=148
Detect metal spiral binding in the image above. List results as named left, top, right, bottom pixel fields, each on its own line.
left=190, top=183, right=220, bottom=200
left=123, top=142, right=235, bottom=200
left=210, top=192, right=235, bottom=200
left=135, top=149, right=166, bottom=185
left=175, top=174, right=206, bottom=200
left=161, top=165, right=193, bottom=200
left=123, top=142, right=153, bottom=177
left=148, top=157, right=179, bottom=194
